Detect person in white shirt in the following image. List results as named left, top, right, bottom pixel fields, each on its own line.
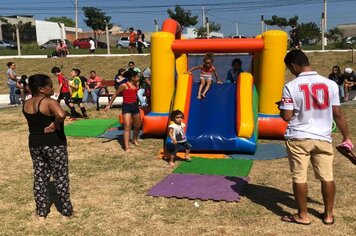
left=278, top=50, right=353, bottom=225
left=168, top=110, right=192, bottom=167
left=89, top=37, right=95, bottom=54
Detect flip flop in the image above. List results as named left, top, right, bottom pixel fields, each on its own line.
left=320, top=213, right=335, bottom=225
left=336, top=142, right=356, bottom=165
left=281, top=215, right=311, bottom=225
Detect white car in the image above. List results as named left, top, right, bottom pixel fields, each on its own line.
left=230, top=35, right=248, bottom=39
left=116, top=37, right=150, bottom=49
left=346, top=37, right=356, bottom=46
left=0, top=40, right=19, bottom=49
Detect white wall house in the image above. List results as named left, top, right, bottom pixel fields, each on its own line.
left=182, top=27, right=224, bottom=39
left=35, top=20, right=66, bottom=45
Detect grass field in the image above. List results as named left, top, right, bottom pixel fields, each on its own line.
left=0, top=52, right=355, bottom=235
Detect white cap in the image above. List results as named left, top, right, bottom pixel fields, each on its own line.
left=344, top=67, right=352, bottom=74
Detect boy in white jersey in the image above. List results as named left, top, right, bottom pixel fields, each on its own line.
left=279, top=50, right=353, bottom=225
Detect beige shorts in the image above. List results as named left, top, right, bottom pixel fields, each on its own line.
left=286, top=139, right=334, bottom=183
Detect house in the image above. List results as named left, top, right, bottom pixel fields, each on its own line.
left=337, top=23, right=356, bottom=37
left=0, top=15, right=83, bottom=45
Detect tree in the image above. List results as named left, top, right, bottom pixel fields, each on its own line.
left=298, top=22, right=320, bottom=40
left=194, top=22, right=221, bottom=38
left=167, top=5, right=198, bottom=29
left=82, top=7, right=113, bottom=39
left=45, top=17, right=75, bottom=27
left=1, top=21, right=36, bottom=42
left=326, top=27, right=344, bottom=42
left=264, top=15, right=299, bottom=29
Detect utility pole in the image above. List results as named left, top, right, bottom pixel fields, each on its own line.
left=202, top=6, right=206, bottom=28
left=260, top=14, right=264, bottom=34
left=75, top=0, right=78, bottom=39
left=15, top=24, right=21, bottom=56
left=154, top=18, right=159, bottom=32
left=321, top=12, right=325, bottom=50
left=324, top=0, right=327, bottom=46
left=206, top=17, right=210, bottom=39
left=104, top=20, right=110, bottom=55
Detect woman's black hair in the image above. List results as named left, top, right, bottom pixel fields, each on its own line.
left=28, top=74, right=51, bottom=95
left=123, top=69, right=138, bottom=81
left=118, top=68, right=125, bottom=74
left=232, top=58, right=242, bottom=66
left=170, top=109, right=184, bottom=121
left=7, top=62, right=14, bottom=68
left=332, top=65, right=341, bottom=74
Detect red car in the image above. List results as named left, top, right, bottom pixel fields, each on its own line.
left=72, top=38, right=108, bottom=49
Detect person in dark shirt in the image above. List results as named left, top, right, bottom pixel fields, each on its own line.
left=23, top=74, right=73, bottom=219
left=328, top=65, right=344, bottom=102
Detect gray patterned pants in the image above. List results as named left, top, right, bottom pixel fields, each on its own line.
left=29, top=145, right=73, bottom=217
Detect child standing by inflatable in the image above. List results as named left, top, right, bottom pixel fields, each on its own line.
left=168, top=110, right=192, bottom=167
left=187, top=53, right=222, bottom=99
left=104, top=70, right=141, bottom=152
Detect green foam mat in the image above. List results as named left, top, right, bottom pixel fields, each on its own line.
left=173, top=157, right=253, bottom=177
left=65, top=119, right=118, bottom=137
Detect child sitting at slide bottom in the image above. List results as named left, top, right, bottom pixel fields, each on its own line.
left=168, top=110, right=192, bottom=167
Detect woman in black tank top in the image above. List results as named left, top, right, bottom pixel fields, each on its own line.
left=23, top=74, right=73, bottom=219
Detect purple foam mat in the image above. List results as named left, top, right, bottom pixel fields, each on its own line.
left=148, top=173, right=250, bottom=202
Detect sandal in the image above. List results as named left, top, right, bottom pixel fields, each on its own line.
left=281, top=215, right=311, bottom=225
left=336, top=141, right=356, bottom=165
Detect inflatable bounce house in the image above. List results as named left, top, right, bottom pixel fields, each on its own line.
left=142, top=18, right=288, bottom=154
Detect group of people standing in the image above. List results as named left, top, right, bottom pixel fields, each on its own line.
left=128, top=27, right=146, bottom=54
left=328, top=66, right=356, bottom=102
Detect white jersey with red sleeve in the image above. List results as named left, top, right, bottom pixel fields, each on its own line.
left=279, top=71, right=340, bottom=142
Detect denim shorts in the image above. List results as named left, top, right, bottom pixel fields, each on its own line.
left=172, top=141, right=192, bottom=155
left=122, top=102, right=140, bottom=114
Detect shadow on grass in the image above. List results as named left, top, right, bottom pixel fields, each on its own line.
left=231, top=181, right=323, bottom=218
left=48, top=181, right=64, bottom=214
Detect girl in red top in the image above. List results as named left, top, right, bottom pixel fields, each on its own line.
left=104, top=69, right=141, bottom=152
left=187, top=53, right=222, bottom=99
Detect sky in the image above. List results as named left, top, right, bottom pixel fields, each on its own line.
left=2, top=0, right=356, bottom=37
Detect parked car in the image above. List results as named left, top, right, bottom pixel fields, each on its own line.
left=72, top=38, right=107, bottom=49
left=0, top=39, right=20, bottom=49
left=39, top=39, right=72, bottom=49
left=301, top=38, right=317, bottom=46
left=230, top=35, right=248, bottom=39
left=116, top=37, right=150, bottom=49
left=346, top=37, right=356, bottom=46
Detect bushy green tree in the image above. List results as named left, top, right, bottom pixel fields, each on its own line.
left=45, top=17, right=75, bottom=27
left=326, top=27, right=344, bottom=42
left=1, top=21, right=36, bottom=42
left=167, top=5, right=198, bottom=29
left=82, top=7, right=112, bottom=39
left=298, top=22, right=320, bottom=40
left=194, top=22, right=221, bottom=38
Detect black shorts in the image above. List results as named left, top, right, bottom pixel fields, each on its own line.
left=58, top=92, right=70, bottom=102
left=71, top=97, right=83, bottom=104
left=129, top=42, right=136, bottom=47
left=122, top=102, right=140, bottom=114
left=172, top=141, right=192, bottom=155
